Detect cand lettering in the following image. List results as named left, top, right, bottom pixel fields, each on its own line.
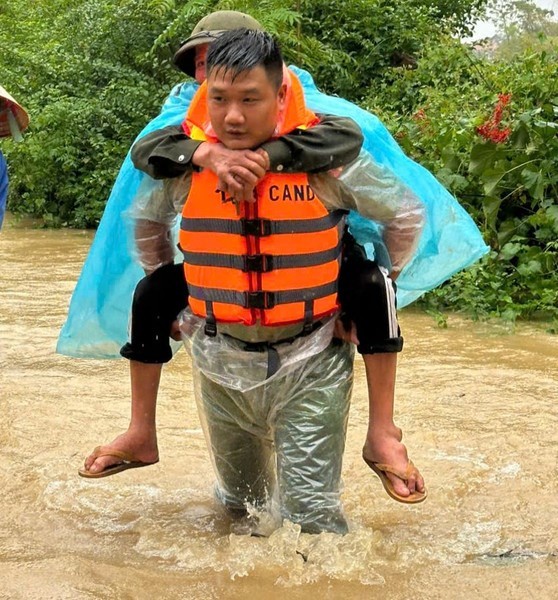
left=269, top=184, right=315, bottom=202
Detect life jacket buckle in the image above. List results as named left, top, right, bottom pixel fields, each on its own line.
left=204, top=321, right=217, bottom=336
left=242, top=218, right=272, bottom=237
left=243, top=254, right=273, bottom=273
left=245, top=291, right=275, bottom=309
left=302, top=322, right=315, bottom=335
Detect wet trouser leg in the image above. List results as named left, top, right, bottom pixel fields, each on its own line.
left=194, top=339, right=354, bottom=534
left=273, top=340, right=354, bottom=534
left=197, top=372, right=274, bottom=511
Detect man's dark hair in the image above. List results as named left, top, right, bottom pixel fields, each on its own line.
left=206, top=29, right=284, bottom=90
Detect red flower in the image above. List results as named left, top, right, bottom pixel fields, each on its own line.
left=412, top=108, right=428, bottom=121
left=476, top=93, right=513, bottom=143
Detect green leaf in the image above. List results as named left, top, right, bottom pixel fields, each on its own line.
left=497, top=220, right=519, bottom=248
left=499, top=242, right=523, bottom=260
left=521, top=169, right=545, bottom=200
left=534, top=120, right=558, bottom=130
left=511, top=122, right=530, bottom=149
left=441, top=147, right=460, bottom=171
left=482, top=167, right=507, bottom=196
left=469, top=143, right=501, bottom=176
left=547, top=205, right=558, bottom=229
left=517, top=260, right=542, bottom=276
left=483, top=196, right=503, bottom=232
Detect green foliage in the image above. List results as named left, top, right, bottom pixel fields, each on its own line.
left=294, top=0, right=438, bottom=101
left=0, top=0, right=180, bottom=227
left=411, top=0, right=491, bottom=36
left=373, top=39, right=558, bottom=322
left=486, top=0, right=558, bottom=58
left=1, top=0, right=481, bottom=227
left=1, top=0, right=556, bottom=323
left=422, top=248, right=558, bottom=325
left=152, top=0, right=479, bottom=103
left=488, top=0, right=556, bottom=36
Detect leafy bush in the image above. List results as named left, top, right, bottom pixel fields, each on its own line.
left=1, top=0, right=481, bottom=226
left=0, top=0, right=180, bottom=227
left=370, top=39, right=558, bottom=323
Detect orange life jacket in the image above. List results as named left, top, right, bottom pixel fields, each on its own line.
left=178, top=70, right=346, bottom=333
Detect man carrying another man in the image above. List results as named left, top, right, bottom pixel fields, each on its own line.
left=81, top=14, right=426, bottom=515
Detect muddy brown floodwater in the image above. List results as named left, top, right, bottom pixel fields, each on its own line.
left=1, top=222, right=557, bottom=599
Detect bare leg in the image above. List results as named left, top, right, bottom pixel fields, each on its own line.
left=362, top=352, right=425, bottom=498
left=82, top=360, right=161, bottom=474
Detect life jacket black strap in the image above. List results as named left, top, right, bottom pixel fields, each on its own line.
left=181, top=210, right=347, bottom=237
left=204, top=301, right=217, bottom=337
left=303, top=300, right=314, bottom=335
left=181, top=240, right=342, bottom=272
left=188, top=280, right=338, bottom=309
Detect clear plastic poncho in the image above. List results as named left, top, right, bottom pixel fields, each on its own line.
left=189, top=323, right=355, bottom=534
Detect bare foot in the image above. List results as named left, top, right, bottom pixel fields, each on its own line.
left=363, top=428, right=425, bottom=499
left=83, top=430, right=159, bottom=475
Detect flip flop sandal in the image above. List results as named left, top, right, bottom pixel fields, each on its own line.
left=362, top=455, right=427, bottom=504
left=78, top=446, right=159, bottom=479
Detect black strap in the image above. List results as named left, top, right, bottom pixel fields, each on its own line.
left=181, top=240, right=342, bottom=272
left=188, top=280, right=338, bottom=308
left=204, top=301, right=217, bottom=337
left=303, top=300, right=314, bottom=335
left=181, top=210, right=346, bottom=237
left=266, top=347, right=281, bottom=379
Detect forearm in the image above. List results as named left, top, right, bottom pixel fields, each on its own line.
left=329, top=151, right=425, bottom=272
left=383, top=204, right=424, bottom=275
left=135, top=219, right=175, bottom=275
left=261, top=114, right=364, bottom=173
left=131, top=126, right=200, bottom=179
left=132, top=114, right=364, bottom=180
left=130, top=177, right=187, bottom=274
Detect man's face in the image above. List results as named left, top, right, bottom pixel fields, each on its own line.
left=194, top=44, right=209, bottom=84
left=207, top=65, right=286, bottom=150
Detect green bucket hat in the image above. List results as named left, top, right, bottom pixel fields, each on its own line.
left=173, top=10, right=264, bottom=77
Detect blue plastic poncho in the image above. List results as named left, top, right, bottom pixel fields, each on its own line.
left=0, top=150, right=7, bottom=229
left=57, top=68, right=488, bottom=359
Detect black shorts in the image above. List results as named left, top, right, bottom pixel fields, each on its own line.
left=120, top=263, right=188, bottom=363
left=121, top=235, right=403, bottom=363
left=338, top=233, right=403, bottom=355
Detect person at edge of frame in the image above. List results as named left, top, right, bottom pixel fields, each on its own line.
left=0, top=85, right=30, bottom=229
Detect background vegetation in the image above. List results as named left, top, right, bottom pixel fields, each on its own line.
left=0, top=0, right=556, bottom=325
